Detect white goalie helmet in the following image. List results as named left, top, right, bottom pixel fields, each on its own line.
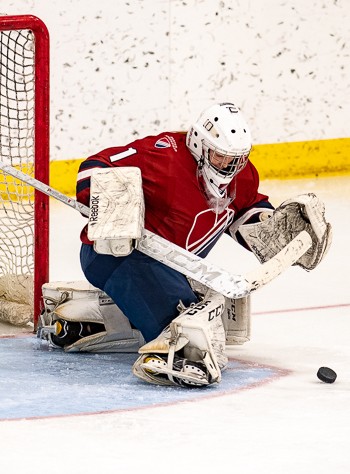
left=187, top=102, right=252, bottom=212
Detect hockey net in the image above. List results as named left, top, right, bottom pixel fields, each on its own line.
left=0, top=15, right=49, bottom=327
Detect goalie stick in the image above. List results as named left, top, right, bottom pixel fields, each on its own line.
left=0, top=161, right=312, bottom=299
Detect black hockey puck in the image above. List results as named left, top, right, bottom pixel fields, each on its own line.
left=317, top=367, right=337, bottom=384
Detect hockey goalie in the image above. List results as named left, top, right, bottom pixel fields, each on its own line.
left=38, top=102, right=331, bottom=388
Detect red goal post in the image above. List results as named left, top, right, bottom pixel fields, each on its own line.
left=0, top=15, right=49, bottom=329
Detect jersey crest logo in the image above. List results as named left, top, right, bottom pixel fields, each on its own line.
left=155, top=137, right=171, bottom=149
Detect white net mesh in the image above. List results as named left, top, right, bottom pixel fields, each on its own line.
left=0, top=28, right=35, bottom=325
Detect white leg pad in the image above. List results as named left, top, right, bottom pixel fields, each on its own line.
left=223, top=295, right=251, bottom=346
left=187, top=277, right=251, bottom=346
left=132, top=289, right=228, bottom=387
left=38, top=280, right=145, bottom=352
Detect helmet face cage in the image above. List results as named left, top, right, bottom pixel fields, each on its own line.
left=202, top=141, right=250, bottom=180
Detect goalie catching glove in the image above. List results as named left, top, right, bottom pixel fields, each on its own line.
left=232, top=193, right=332, bottom=271
left=132, top=289, right=228, bottom=387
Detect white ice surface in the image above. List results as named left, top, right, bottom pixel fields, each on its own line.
left=0, top=176, right=349, bottom=474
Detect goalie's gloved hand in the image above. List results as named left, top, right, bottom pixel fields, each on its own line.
left=238, top=193, right=332, bottom=271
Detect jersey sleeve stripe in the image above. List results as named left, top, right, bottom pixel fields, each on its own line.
left=77, top=161, right=111, bottom=180
left=79, top=159, right=110, bottom=171
left=77, top=168, right=96, bottom=182
left=76, top=179, right=91, bottom=194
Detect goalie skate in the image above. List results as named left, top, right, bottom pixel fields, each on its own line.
left=134, top=354, right=210, bottom=387
left=133, top=288, right=227, bottom=387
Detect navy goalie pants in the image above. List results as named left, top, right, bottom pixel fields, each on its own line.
left=80, top=243, right=198, bottom=342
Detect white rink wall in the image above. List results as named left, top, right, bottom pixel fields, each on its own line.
left=1, top=0, right=349, bottom=161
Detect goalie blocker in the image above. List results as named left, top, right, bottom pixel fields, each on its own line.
left=87, top=167, right=144, bottom=256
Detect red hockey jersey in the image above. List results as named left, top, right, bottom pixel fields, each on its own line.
left=76, top=132, right=270, bottom=257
